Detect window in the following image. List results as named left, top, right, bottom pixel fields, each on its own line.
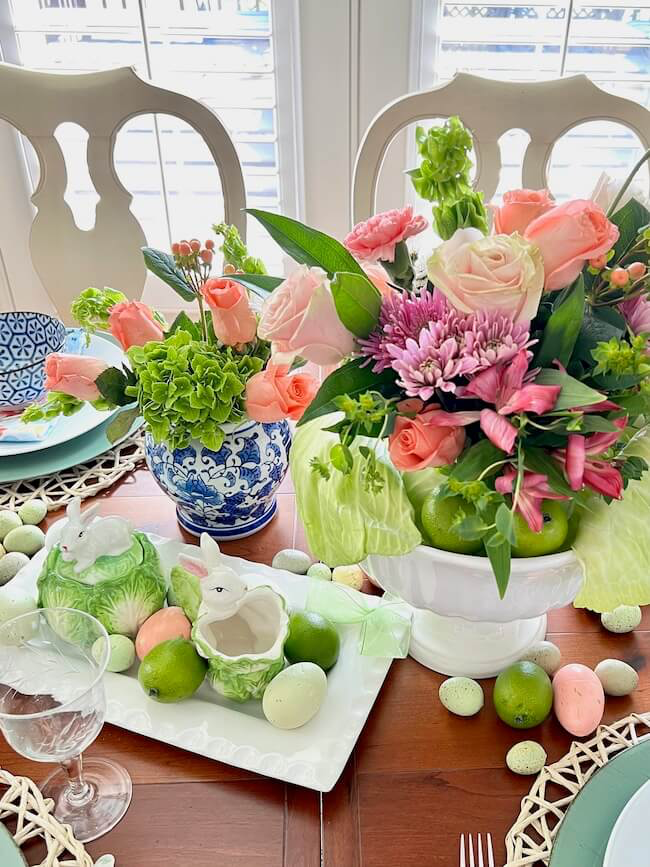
left=417, top=2, right=650, bottom=200
left=0, top=0, right=300, bottom=288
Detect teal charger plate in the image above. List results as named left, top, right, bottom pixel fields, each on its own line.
left=0, top=823, right=27, bottom=866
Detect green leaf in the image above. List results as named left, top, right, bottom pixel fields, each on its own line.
left=451, top=440, right=506, bottom=482
left=297, top=358, right=398, bottom=427
left=95, top=367, right=132, bottom=407
left=523, top=447, right=574, bottom=498
left=454, top=514, right=490, bottom=541
left=168, top=311, right=200, bottom=340
left=142, top=248, right=195, bottom=302
left=576, top=415, right=620, bottom=433
left=225, top=273, right=284, bottom=299
left=572, top=310, right=623, bottom=366
left=330, top=271, right=381, bottom=338
left=106, top=405, right=139, bottom=443
left=610, top=198, right=650, bottom=260
left=534, top=369, right=605, bottom=411
left=535, top=277, right=585, bottom=368
left=485, top=531, right=511, bottom=599
left=246, top=209, right=366, bottom=278
left=614, top=391, right=650, bottom=416
left=495, top=503, right=516, bottom=545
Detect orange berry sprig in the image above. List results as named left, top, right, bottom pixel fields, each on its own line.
left=171, top=238, right=215, bottom=296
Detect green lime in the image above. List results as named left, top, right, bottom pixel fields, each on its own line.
left=493, top=661, right=553, bottom=729
left=511, top=500, right=568, bottom=558
left=138, top=637, right=207, bottom=703
left=421, top=493, right=483, bottom=555
left=284, top=610, right=340, bottom=672
left=560, top=506, right=582, bottom=551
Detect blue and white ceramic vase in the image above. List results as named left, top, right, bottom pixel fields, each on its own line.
left=144, top=418, right=292, bottom=541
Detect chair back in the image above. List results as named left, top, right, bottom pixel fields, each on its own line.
left=0, top=63, right=246, bottom=320
left=352, top=72, right=650, bottom=225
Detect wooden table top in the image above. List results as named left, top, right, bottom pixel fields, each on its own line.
left=1, top=467, right=648, bottom=867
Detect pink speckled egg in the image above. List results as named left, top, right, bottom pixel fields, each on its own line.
left=135, top=607, right=191, bottom=660
left=553, top=663, right=604, bottom=737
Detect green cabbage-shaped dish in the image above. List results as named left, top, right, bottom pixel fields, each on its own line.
left=37, top=532, right=166, bottom=638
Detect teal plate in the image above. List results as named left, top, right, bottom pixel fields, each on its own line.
left=550, top=738, right=650, bottom=866
left=0, top=414, right=143, bottom=483
left=0, top=823, right=27, bottom=866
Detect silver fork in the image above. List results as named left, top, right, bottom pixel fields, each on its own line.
left=459, top=833, right=495, bottom=867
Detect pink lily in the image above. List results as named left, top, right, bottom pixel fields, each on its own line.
left=495, top=466, right=567, bottom=533
left=555, top=416, right=627, bottom=498
left=462, top=350, right=561, bottom=453
left=582, top=460, right=624, bottom=499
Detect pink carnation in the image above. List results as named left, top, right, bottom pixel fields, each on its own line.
left=343, top=206, right=428, bottom=263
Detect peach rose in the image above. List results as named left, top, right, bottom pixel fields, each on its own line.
left=427, top=228, right=544, bottom=324
left=524, top=199, right=620, bottom=291
left=492, top=189, right=555, bottom=236
left=344, top=206, right=428, bottom=262
left=258, top=265, right=355, bottom=366
left=245, top=364, right=318, bottom=423
left=388, top=408, right=467, bottom=472
left=108, top=301, right=164, bottom=350
left=200, top=278, right=257, bottom=346
left=44, top=353, right=109, bottom=402
left=360, top=261, right=395, bottom=299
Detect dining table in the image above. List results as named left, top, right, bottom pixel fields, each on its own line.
left=1, top=466, right=648, bottom=867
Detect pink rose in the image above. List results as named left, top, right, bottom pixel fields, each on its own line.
left=245, top=364, right=318, bottom=422
left=44, top=353, right=109, bottom=401
left=200, top=278, right=257, bottom=346
left=427, top=228, right=544, bottom=323
left=524, top=199, right=619, bottom=291
left=258, top=265, right=355, bottom=366
left=492, top=189, right=555, bottom=235
left=108, top=301, right=164, bottom=350
left=344, top=206, right=428, bottom=263
left=388, top=407, right=468, bottom=472
left=360, top=261, right=395, bottom=299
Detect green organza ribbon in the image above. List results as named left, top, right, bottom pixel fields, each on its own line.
left=305, top=581, right=411, bottom=658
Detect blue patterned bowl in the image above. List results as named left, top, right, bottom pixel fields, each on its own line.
left=0, top=312, right=67, bottom=409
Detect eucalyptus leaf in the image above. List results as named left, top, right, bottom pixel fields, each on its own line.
left=106, top=405, right=139, bottom=443
left=535, top=277, right=584, bottom=367
left=535, top=369, right=605, bottom=410
left=142, top=247, right=195, bottom=302
left=331, top=271, right=381, bottom=337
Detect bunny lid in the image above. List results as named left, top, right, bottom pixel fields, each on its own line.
left=178, top=534, right=248, bottom=620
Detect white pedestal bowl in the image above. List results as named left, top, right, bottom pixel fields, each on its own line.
left=362, top=546, right=584, bottom=678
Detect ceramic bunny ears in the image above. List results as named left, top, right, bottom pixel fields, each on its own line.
left=178, top=533, right=247, bottom=606
left=179, top=533, right=225, bottom=578
left=67, top=497, right=102, bottom=525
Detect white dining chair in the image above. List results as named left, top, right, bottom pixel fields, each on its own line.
left=352, top=72, right=650, bottom=225
left=0, top=63, right=247, bottom=322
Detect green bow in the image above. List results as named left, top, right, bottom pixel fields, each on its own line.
left=306, top=581, right=411, bottom=658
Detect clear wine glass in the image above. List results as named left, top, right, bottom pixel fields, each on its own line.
left=0, top=607, right=132, bottom=842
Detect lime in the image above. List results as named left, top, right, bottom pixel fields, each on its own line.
left=511, top=500, right=568, bottom=558
left=493, top=661, right=553, bottom=729
left=138, top=637, right=207, bottom=703
left=421, top=493, right=483, bottom=555
left=560, top=507, right=582, bottom=551
left=284, top=610, right=340, bottom=672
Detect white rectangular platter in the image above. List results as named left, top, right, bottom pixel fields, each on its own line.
left=14, top=534, right=393, bottom=792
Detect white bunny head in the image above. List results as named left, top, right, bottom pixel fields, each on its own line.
left=59, top=497, right=133, bottom=573
left=178, top=533, right=247, bottom=620
left=60, top=499, right=101, bottom=561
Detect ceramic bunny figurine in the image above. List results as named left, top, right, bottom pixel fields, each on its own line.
left=178, top=533, right=247, bottom=620
left=58, top=497, right=133, bottom=573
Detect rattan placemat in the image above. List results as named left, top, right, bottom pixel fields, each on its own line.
left=505, top=712, right=650, bottom=866
left=0, top=431, right=145, bottom=512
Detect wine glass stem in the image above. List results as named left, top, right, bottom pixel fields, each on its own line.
left=61, top=755, right=93, bottom=807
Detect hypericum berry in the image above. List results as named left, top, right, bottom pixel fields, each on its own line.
left=610, top=267, right=630, bottom=288
left=205, top=239, right=215, bottom=250
left=589, top=254, right=608, bottom=270
left=628, top=261, right=646, bottom=281
left=190, top=239, right=201, bottom=253
left=179, top=242, right=191, bottom=256
left=171, top=242, right=180, bottom=255
left=224, top=263, right=237, bottom=275
left=200, top=249, right=213, bottom=264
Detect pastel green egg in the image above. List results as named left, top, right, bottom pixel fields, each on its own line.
left=3, top=525, right=45, bottom=557
left=594, top=659, right=639, bottom=696
left=506, top=741, right=547, bottom=775
left=272, top=549, right=312, bottom=575
left=92, top=634, right=136, bottom=673
left=307, top=563, right=332, bottom=581
left=18, top=499, right=47, bottom=526
left=0, top=511, right=22, bottom=542
left=601, top=605, right=642, bottom=634
left=0, top=551, right=29, bottom=585
left=438, top=676, right=484, bottom=717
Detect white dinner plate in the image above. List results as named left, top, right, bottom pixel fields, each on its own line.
left=12, top=535, right=398, bottom=792
left=604, top=778, right=650, bottom=866
left=0, top=334, right=127, bottom=457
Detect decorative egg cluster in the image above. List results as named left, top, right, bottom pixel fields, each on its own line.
left=0, top=500, right=47, bottom=585
left=272, top=548, right=372, bottom=592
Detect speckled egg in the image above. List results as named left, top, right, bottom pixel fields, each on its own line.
left=135, top=606, right=191, bottom=660
left=93, top=634, right=136, bottom=673
left=272, top=549, right=312, bottom=575
left=601, top=605, right=642, bottom=634
left=0, top=551, right=29, bottom=585
left=332, top=564, right=365, bottom=591
left=0, top=582, right=37, bottom=624
left=307, top=563, right=332, bottom=581
left=263, top=662, right=327, bottom=729
left=594, top=659, right=639, bottom=697
left=553, top=663, right=605, bottom=736
left=506, top=741, right=547, bottom=776
left=518, top=641, right=562, bottom=675
left=438, top=677, right=484, bottom=717
left=0, top=511, right=21, bottom=542
left=18, top=499, right=47, bottom=526
left=3, top=525, right=45, bottom=556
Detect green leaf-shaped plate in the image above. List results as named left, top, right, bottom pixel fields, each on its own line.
left=0, top=824, right=26, bottom=866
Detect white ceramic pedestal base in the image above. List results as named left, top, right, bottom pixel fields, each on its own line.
left=408, top=607, right=548, bottom=679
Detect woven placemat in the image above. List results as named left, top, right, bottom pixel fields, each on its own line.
left=505, top=712, right=650, bottom=866
left=0, top=431, right=145, bottom=512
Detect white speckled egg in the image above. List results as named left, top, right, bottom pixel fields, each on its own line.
left=601, top=605, right=642, bottom=634
left=0, top=551, right=29, bottom=585
left=18, top=499, right=47, bottom=526
left=263, top=662, right=327, bottom=729
left=594, top=659, right=639, bottom=696
left=506, top=741, right=547, bottom=775
left=332, top=564, right=364, bottom=591
left=272, top=549, right=312, bottom=575
left=0, top=511, right=21, bottom=542
left=518, top=641, right=562, bottom=675
left=307, top=563, right=332, bottom=581
left=438, top=677, right=484, bottom=717
left=3, top=525, right=45, bottom=556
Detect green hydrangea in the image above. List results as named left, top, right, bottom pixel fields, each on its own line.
left=22, top=392, right=84, bottom=423
left=71, top=287, right=127, bottom=342
left=127, top=330, right=264, bottom=451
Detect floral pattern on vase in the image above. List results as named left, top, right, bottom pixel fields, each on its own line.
left=144, top=418, right=291, bottom=541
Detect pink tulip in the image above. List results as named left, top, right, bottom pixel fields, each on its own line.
left=496, top=466, right=567, bottom=533
left=44, top=353, right=109, bottom=402
left=201, top=277, right=257, bottom=346
left=108, top=301, right=165, bottom=351
left=492, top=188, right=555, bottom=236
